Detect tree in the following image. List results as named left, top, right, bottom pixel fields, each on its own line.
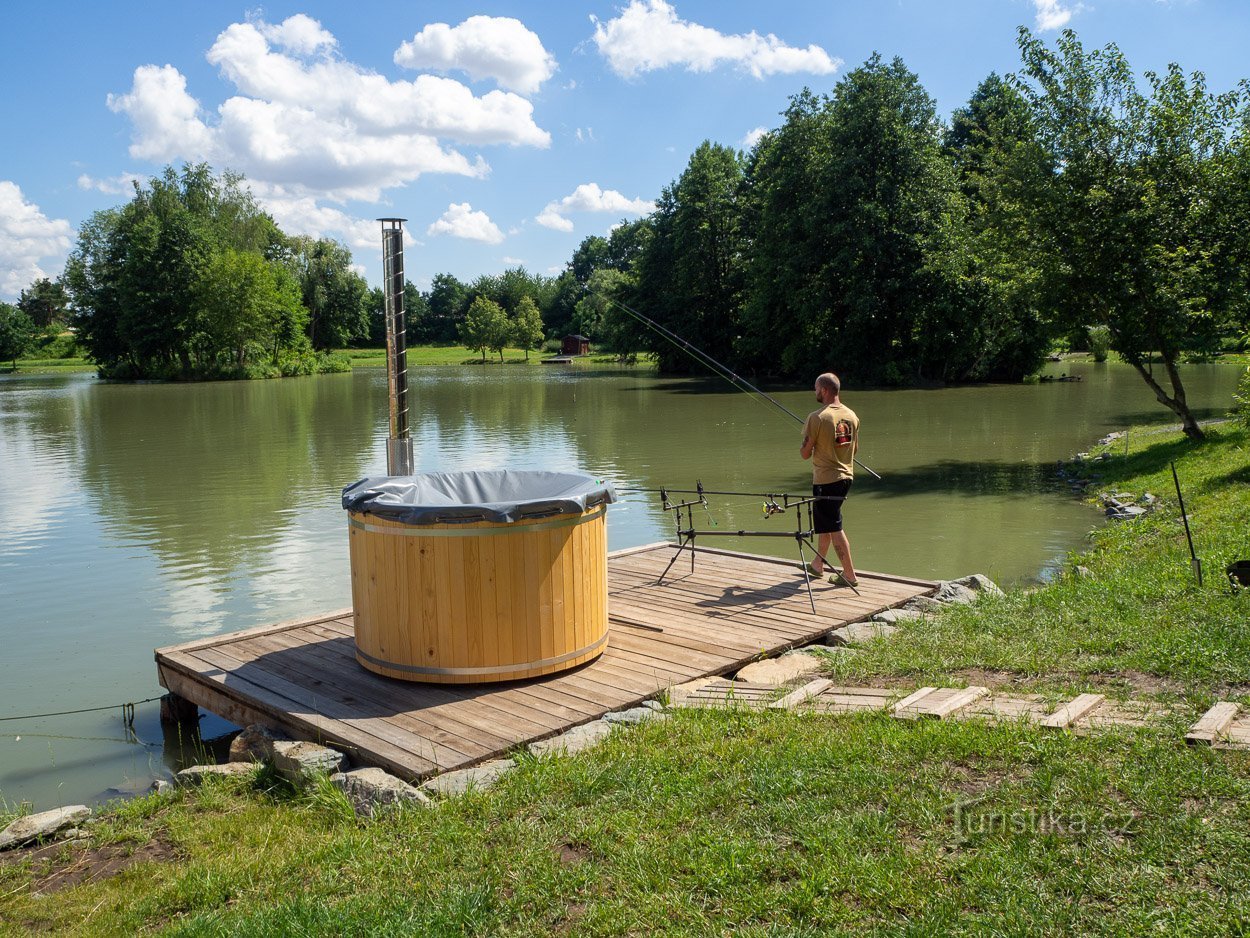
left=1013, top=28, right=1249, bottom=438
left=0, top=303, right=35, bottom=368
left=634, top=141, right=746, bottom=372
left=17, top=277, right=69, bottom=330
left=198, top=249, right=307, bottom=370
left=573, top=268, right=645, bottom=360
left=459, top=295, right=510, bottom=362
left=427, top=273, right=469, bottom=343
left=944, top=74, right=1052, bottom=380
left=63, top=163, right=320, bottom=380
left=510, top=296, right=545, bottom=361
left=288, top=236, right=369, bottom=350
left=740, top=58, right=970, bottom=383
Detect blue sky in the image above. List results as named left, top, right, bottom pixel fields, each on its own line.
left=1, top=0, right=1246, bottom=299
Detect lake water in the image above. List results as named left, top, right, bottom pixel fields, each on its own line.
left=0, top=361, right=1240, bottom=808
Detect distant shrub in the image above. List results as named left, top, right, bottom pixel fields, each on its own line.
left=1087, top=325, right=1111, bottom=362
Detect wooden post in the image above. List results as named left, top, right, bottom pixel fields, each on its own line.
left=159, top=692, right=199, bottom=725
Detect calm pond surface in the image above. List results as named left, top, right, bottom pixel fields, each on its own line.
left=0, top=361, right=1240, bottom=808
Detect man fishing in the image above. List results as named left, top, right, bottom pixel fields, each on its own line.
left=800, top=372, right=859, bottom=587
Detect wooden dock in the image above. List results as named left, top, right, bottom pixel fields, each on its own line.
left=155, top=543, right=935, bottom=781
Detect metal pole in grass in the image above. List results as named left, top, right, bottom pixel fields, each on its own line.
left=1171, top=461, right=1202, bottom=586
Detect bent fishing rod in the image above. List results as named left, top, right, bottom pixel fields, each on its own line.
left=587, top=288, right=882, bottom=480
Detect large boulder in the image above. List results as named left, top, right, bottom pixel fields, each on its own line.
left=331, top=767, right=429, bottom=815
left=530, top=720, right=615, bottom=757
left=420, top=759, right=515, bottom=797
left=271, top=740, right=346, bottom=783
left=827, top=622, right=898, bottom=647
left=735, top=652, right=824, bottom=685
left=176, top=762, right=258, bottom=786
left=0, top=806, right=92, bottom=851
left=933, top=581, right=978, bottom=605
left=951, top=574, right=1003, bottom=597
left=229, top=724, right=286, bottom=763
left=603, top=706, right=666, bottom=726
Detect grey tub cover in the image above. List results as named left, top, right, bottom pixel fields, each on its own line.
left=342, top=469, right=617, bottom=525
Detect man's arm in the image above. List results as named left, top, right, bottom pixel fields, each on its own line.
left=800, top=415, right=815, bottom=460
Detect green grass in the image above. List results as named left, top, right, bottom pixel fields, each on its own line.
left=3, top=716, right=1250, bottom=935
left=3, top=422, right=1250, bottom=934
left=347, top=345, right=547, bottom=367
left=6, top=356, right=95, bottom=374
left=824, top=424, right=1250, bottom=705
left=346, top=345, right=655, bottom=368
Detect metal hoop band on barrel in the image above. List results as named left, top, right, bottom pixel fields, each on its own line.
left=347, top=504, right=606, bottom=538
left=353, top=632, right=608, bottom=676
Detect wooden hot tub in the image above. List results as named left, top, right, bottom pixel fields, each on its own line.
left=342, top=470, right=616, bottom=683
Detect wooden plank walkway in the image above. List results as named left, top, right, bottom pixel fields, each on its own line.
left=155, top=542, right=935, bottom=781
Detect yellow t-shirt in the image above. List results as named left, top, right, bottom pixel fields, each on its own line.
left=804, top=403, right=858, bottom=485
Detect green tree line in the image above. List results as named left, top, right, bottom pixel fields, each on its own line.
left=566, top=30, right=1250, bottom=438
left=64, top=164, right=367, bottom=380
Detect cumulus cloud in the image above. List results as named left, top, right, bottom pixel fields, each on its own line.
left=739, top=126, right=768, bottom=149
left=1034, top=0, right=1078, bottom=30
left=257, top=13, right=337, bottom=55
left=536, top=182, right=655, bottom=231
left=0, top=181, right=74, bottom=299
left=427, top=202, right=505, bottom=243
left=77, top=172, right=145, bottom=195
left=591, top=0, right=840, bottom=79
left=106, top=14, right=550, bottom=207
left=395, top=15, right=557, bottom=94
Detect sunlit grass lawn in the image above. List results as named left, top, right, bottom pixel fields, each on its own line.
left=4, top=713, right=1250, bottom=936
left=824, top=424, right=1250, bottom=706
left=347, top=344, right=537, bottom=366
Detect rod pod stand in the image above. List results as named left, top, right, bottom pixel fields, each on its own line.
left=655, top=484, right=857, bottom=614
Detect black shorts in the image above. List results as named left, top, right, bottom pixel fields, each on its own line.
left=812, top=479, right=852, bottom=534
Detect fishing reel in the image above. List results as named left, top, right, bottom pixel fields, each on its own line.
left=761, top=497, right=785, bottom=518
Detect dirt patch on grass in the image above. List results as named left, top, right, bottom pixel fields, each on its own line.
left=554, top=841, right=590, bottom=865
left=0, top=835, right=180, bottom=895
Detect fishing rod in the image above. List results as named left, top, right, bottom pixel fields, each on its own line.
left=588, top=288, right=882, bottom=480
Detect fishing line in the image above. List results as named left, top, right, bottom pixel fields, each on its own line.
left=587, top=288, right=881, bottom=480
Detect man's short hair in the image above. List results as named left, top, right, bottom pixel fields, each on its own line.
left=816, top=372, right=840, bottom=395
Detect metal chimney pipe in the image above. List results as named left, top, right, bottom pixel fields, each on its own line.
left=379, top=218, right=414, bottom=476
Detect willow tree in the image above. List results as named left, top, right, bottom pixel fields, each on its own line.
left=1014, top=28, right=1249, bottom=438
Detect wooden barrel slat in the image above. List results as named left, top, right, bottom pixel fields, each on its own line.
left=348, top=507, right=608, bottom=683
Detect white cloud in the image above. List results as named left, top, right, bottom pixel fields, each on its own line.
left=1034, top=0, right=1078, bottom=30
left=427, top=202, right=504, bottom=243
left=107, top=15, right=550, bottom=208
left=394, top=15, right=557, bottom=94
left=501, top=255, right=526, bottom=265
left=575, top=127, right=595, bottom=143
left=536, top=209, right=575, bottom=232
left=257, top=13, right=337, bottom=55
left=77, top=172, right=145, bottom=195
left=0, top=182, right=74, bottom=299
left=106, top=64, right=215, bottom=162
left=247, top=182, right=381, bottom=251
left=536, top=182, right=655, bottom=231
left=591, top=1, right=840, bottom=79
left=739, top=126, right=768, bottom=149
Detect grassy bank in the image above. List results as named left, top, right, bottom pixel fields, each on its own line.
left=347, top=345, right=653, bottom=368
left=3, top=423, right=1249, bottom=934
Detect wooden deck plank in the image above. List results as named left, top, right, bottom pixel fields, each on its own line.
left=184, top=645, right=481, bottom=768
left=155, top=543, right=933, bottom=780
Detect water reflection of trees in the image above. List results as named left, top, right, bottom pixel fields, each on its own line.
left=72, top=373, right=383, bottom=578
